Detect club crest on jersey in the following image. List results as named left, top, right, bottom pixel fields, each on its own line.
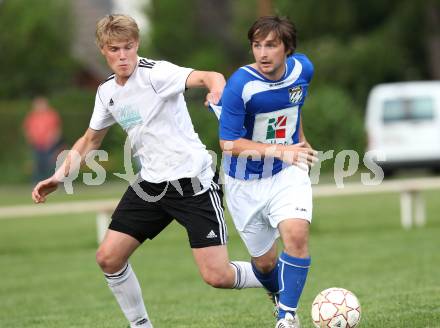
left=266, top=115, right=287, bottom=141
left=289, top=86, right=303, bottom=104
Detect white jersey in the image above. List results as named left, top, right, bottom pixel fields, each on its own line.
left=89, top=57, right=214, bottom=185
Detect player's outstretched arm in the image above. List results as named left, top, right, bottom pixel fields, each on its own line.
left=186, top=70, right=226, bottom=106
left=220, top=138, right=318, bottom=170
left=31, top=127, right=109, bottom=203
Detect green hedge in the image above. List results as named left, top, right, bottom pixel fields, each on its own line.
left=303, top=85, right=365, bottom=155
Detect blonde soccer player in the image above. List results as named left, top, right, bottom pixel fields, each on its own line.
left=32, top=14, right=262, bottom=328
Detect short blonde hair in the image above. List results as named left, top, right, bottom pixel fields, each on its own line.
left=95, top=14, right=139, bottom=48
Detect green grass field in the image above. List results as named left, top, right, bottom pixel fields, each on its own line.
left=0, top=183, right=439, bottom=327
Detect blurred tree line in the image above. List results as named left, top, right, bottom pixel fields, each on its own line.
left=0, top=0, right=439, bottom=183
left=0, top=0, right=78, bottom=98
left=147, top=0, right=440, bottom=159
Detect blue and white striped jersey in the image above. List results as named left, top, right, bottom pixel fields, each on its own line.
left=219, top=53, right=314, bottom=180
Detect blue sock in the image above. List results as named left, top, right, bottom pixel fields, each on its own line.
left=278, top=251, right=311, bottom=319
left=251, top=260, right=279, bottom=293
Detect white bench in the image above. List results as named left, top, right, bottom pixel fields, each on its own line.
left=312, top=176, right=440, bottom=229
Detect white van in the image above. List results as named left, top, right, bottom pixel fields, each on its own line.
left=365, top=81, right=440, bottom=175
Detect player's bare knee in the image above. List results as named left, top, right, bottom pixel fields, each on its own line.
left=253, top=257, right=277, bottom=273
left=283, top=235, right=309, bottom=257
left=96, top=247, right=123, bottom=273
left=95, top=247, right=109, bottom=270
left=201, top=269, right=231, bottom=288
left=203, top=274, right=230, bottom=288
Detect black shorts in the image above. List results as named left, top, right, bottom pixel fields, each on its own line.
left=109, top=175, right=227, bottom=248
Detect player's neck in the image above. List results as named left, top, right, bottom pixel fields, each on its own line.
left=115, top=75, right=130, bottom=86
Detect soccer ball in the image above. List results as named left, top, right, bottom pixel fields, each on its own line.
left=311, top=287, right=361, bottom=328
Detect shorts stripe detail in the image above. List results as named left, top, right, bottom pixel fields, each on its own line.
left=211, top=184, right=227, bottom=242
left=211, top=180, right=221, bottom=190
left=208, top=187, right=226, bottom=244
left=211, top=181, right=227, bottom=238
left=208, top=190, right=225, bottom=244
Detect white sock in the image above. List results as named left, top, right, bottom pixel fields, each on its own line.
left=230, top=261, right=263, bottom=289
left=104, top=263, right=153, bottom=328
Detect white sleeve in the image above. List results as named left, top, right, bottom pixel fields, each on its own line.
left=89, top=90, right=116, bottom=130
left=149, top=60, right=193, bottom=99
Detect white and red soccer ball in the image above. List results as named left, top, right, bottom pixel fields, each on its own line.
left=311, top=287, right=361, bottom=328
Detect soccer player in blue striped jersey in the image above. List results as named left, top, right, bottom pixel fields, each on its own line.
left=218, top=16, right=318, bottom=328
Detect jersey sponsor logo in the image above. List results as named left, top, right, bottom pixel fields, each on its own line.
left=266, top=115, right=287, bottom=140
left=252, top=107, right=298, bottom=145
left=289, top=86, right=303, bottom=104
left=114, top=105, right=142, bottom=130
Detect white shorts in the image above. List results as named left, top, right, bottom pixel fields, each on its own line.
left=224, top=165, right=312, bottom=257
